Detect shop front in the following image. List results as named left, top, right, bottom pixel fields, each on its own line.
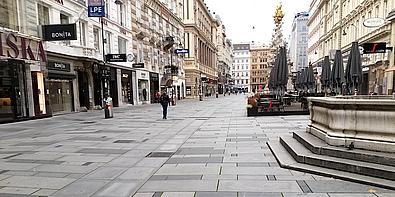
left=150, top=72, right=159, bottom=103
left=121, top=69, right=134, bottom=104
left=0, top=30, right=48, bottom=123
left=46, top=61, right=75, bottom=114
left=0, top=60, right=29, bottom=122
left=136, top=70, right=150, bottom=104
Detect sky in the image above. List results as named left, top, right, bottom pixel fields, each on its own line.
left=204, top=0, right=312, bottom=45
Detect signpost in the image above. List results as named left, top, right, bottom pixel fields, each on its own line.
left=88, top=0, right=105, bottom=17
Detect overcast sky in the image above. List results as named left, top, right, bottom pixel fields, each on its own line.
left=204, top=0, right=312, bottom=45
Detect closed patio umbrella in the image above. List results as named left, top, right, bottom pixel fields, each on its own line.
left=306, top=64, right=315, bottom=93
left=275, top=47, right=288, bottom=97
left=321, top=56, right=331, bottom=93
left=331, top=50, right=345, bottom=94
left=345, top=42, right=363, bottom=95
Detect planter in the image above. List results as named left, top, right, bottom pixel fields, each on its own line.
left=247, top=107, right=258, bottom=117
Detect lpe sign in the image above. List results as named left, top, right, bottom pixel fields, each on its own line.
left=88, top=0, right=105, bottom=17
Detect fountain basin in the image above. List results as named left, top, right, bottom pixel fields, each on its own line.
left=307, top=96, right=395, bottom=153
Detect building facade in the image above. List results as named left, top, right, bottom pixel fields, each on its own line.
left=250, top=44, right=276, bottom=93
left=289, top=12, right=309, bottom=72
left=232, top=43, right=250, bottom=93
left=183, top=0, right=218, bottom=98
left=131, top=0, right=186, bottom=104
left=308, top=0, right=395, bottom=95
left=0, top=0, right=49, bottom=122
left=215, top=16, right=233, bottom=94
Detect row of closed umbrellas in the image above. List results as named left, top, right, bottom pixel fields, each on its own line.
left=271, top=42, right=363, bottom=95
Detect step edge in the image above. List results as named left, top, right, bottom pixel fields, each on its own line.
left=267, top=141, right=395, bottom=190
left=280, top=136, right=395, bottom=181
left=293, top=131, right=395, bottom=167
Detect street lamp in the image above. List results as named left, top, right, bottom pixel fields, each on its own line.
left=342, top=23, right=358, bottom=42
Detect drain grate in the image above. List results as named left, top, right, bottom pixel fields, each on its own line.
left=113, top=140, right=137, bottom=143
left=146, top=152, right=175, bottom=158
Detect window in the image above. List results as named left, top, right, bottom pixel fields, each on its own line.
left=384, top=1, right=388, bottom=18
left=118, top=3, right=126, bottom=26
left=60, top=14, right=70, bottom=45
left=118, top=37, right=127, bottom=54
left=138, top=42, right=143, bottom=62
left=105, top=0, right=109, bottom=18
left=0, top=0, right=18, bottom=30
left=79, top=21, right=87, bottom=46
left=93, top=28, right=100, bottom=50
left=245, top=79, right=248, bottom=84
left=60, top=13, right=69, bottom=24
left=105, top=31, right=111, bottom=53
left=37, top=3, right=49, bottom=25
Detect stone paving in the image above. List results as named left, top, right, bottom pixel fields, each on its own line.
left=0, top=95, right=394, bottom=197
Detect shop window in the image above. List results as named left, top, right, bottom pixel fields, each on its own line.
left=0, top=0, right=18, bottom=30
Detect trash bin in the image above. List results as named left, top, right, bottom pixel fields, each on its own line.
left=216, top=92, right=218, bottom=98
left=103, top=96, right=113, bottom=119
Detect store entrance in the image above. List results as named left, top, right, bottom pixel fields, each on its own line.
left=78, top=71, right=90, bottom=109
left=48, top=80, right=74, bottom=114
left=0, top=60, right=28, bottom=122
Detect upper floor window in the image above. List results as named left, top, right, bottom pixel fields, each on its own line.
left=118, top=36, right=127, bottom=54
left=37, top=3, right=50, bottom=25
left=93, top=28, right=100, bottom=50
left=118, top=3, right=126, bottom=26
left=0, top=0, right=18, bottom=30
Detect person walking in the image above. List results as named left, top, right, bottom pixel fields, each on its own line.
left=159, top=91, right=170, bottom=119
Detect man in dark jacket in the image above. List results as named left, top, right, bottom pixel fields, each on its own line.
left=159, top=92, right=170, bottom=119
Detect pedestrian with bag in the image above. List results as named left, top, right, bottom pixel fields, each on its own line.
left=159, top=91, right=170, bottom=119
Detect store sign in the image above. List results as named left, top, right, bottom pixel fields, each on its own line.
left=363, top=18, right=385, bottom=28
left=174, top=49, right=189, bottom=54
left=362, top=42, right=387, bottom=54
left=105, top=54, right=127, bottom=62
left=0, top=30, right=47, bottom=62
left=47, top=61, right=71, bottom=72
left=53, top=0, right=64, bottom=5
left=133, top=63, right=144, bottom=68
left=42, top=24, right=77, bottom=41
left=88, top=0, right=105, bottom=17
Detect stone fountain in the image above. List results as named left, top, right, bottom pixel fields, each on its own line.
left=308, top=95, right=395, bottom=153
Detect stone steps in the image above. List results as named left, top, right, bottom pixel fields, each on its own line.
left=279, top=136, right=395, bottom=181
left=293, top=131, right=395, bottom=167
left=267, top=141, right=395, bottom=190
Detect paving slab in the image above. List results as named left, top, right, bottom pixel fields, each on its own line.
left=94, top=181, right=139, bottom=197
left=218, top=180, right=302, bottom=193
left=0, top=176, right=75, bottom=189
left=52, top=179, right=109, bottom=197
left=139, top=180, right=218, bottom=192
left=0, top=187, right=39, bottom=195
